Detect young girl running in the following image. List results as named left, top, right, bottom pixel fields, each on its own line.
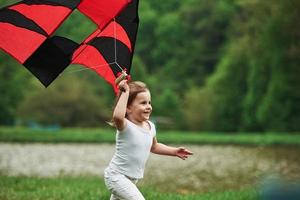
left=104, top=80, right=193, bottom=200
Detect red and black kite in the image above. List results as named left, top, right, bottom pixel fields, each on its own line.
left=0, top=0, right=139, bottom=92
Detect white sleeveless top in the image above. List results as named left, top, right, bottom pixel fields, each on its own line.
left=106, top=119, right=156, bottom=179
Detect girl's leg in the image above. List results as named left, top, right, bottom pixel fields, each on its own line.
left=105, top=174, right=145, bottom=200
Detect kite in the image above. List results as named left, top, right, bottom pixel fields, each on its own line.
left=0, top=0, right=139, bottom=93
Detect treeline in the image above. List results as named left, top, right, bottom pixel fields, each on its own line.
left=0, top=0, right=299, bottom=131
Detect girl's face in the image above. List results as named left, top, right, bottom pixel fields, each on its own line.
left=127, top=90, right=152, bottom=123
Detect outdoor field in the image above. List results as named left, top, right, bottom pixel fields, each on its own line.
left=1, top=128, right=300, bottom=200
left=1, top=0, right=300, bottom=199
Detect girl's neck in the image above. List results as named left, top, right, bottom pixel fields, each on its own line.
left=127, top=117, right=144, bottom=126
left=127, top=117, right=150, bottom=130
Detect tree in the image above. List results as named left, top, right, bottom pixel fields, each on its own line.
left=255, top=0, right=300, bottom=131
left=153, top=88, right=182, bottom=129
left=177, top=0, right=237, bottom=87
left=183, top=87, right=215, bottom=130
left=17, top=76, right=110, bottom=127
left=194, top=40, right=248, bottom=131
left=0, top=52, right=30, bottom=125
left=236, top=0, right=300, bottom=131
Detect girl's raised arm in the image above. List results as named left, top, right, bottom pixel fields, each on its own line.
left=112, top=80, right=129, bottom=131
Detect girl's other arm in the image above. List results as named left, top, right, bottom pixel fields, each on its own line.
left=113, top=80, right=129, bottom=130
left=151, top=137, right=193, bottom=160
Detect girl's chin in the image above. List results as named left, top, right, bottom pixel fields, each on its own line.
left=142, top=115, right=150, bottom=120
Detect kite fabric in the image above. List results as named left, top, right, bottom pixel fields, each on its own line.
left=0, top=0, right=139, bottom=92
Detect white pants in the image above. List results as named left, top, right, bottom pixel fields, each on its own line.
left=104, top=168, right=145, bottom=200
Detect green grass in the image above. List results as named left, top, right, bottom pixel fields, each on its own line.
left=0, top=127, right=114, bottom=143
left=0, top=176, right=258, bottom=200
left=0, top=126, right=300, bottom=145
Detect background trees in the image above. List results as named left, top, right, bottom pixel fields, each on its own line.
left=0, top=0, right=299, bottom=131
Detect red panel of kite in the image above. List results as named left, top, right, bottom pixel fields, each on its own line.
left=73, top=0, right=139, bottom=92
left=0, top=0, right=81, bottom=86
left=0, top=0, right=139, bottom=92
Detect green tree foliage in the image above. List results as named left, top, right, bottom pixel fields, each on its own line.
left=234, top=0, right=300, bottom=131
left=17, top=76, right=110, bottom=127
left=135, top=1, right=158, bottom=71
left=0, top=0, right=299, bottom=131
left=183, top=40, right=248, bottom=131
left=254, top=1, right=300, bottom=131
left=0, top=0, right=25, bottom=125
left=183, top=87, right=215, bottom=130
left=135, top=0, right=236, bottom=129
left=153, top=88, right=182, bottom=129
left=0, top=52, right=30, bottom=125
left=131, top=56, right=148, bottom=81
left=55, top=10, right=96, bottom=43
left=177, top=0, right=236, bottom=86
left=195, top=0, right=300, bottom=131
left=0, top=0, right=17, bottom=7
left=206, top=41, right=248, bottom=131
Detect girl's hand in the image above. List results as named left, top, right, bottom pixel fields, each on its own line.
left=175, top=147, right=193, bottom=160
left=118, top=80, right=129, bottom=93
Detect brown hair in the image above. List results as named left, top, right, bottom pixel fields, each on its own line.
left=126, top=81, right=149, bottom=107
left=107, top=81, right=149, bottom=126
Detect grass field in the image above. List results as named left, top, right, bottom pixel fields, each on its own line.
left=0, top=176, right=258, bottom=200
left=1, top=127, right=299, bottom=199
left=0, top=126, right=300, bottom=145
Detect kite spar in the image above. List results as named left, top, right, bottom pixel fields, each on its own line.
left=0, top=0, right=139, bottom=93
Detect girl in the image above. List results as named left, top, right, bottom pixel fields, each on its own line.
left=104, top=80, right=193, bottom=200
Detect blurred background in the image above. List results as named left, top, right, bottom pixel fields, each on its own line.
left=1, top=0, right=300, bottom=132
left=0, top=0, right=300, bottom=199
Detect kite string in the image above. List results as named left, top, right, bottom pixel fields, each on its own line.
left=113, top=17, right=123, bottom=71
left=63, top=18, right=123, bottom=75
left=64, top=62, right=116, bottom=74
left=114, top=17, right=117, bottom=64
